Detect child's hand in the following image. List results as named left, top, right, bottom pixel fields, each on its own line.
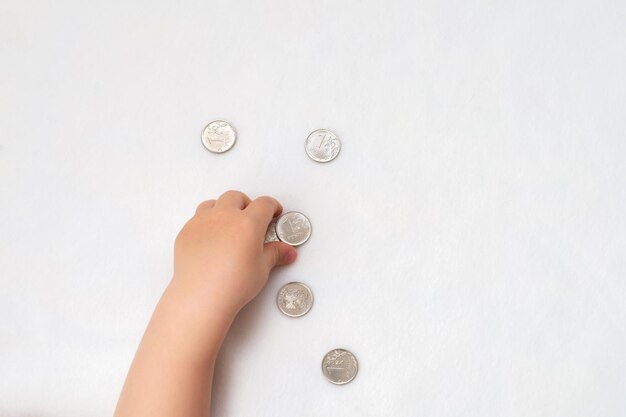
left=115, top=191, right=297, bottom=417
left=172, top=190, right=297, bottom=315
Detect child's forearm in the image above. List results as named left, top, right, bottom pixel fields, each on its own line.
left=114, top=192, right=296, bottom=416
left=114, top=279, right=237, bottom=417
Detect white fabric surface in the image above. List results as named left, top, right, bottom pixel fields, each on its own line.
left=1, top=1, right=625, bottom=416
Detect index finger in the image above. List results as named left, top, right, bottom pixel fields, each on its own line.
left=245, top=195, right=283, bottom=225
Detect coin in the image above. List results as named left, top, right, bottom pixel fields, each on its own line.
left=305, top=129, right=341, bottom=162
left=275, top=211, right=312, bottom=246
left=322, top=349, right=358, bottom=385
left=201, top=120, right=237, bottom=153
left=264, top=219, right=279, bottom=243
left=276, top=282, right=313, bottom=317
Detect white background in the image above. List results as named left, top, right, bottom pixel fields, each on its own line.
left=1, top=1, right=625, bottom=416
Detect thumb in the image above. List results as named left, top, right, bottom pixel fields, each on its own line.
left=263, top=242, right=297, bottom=269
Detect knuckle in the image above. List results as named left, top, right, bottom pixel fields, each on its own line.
left=222, top=189, right=247, bottom=199
left=196, top=199, right=215, bottom=212
left=256, top=195, right=277, bottom=206
left=220, top=189, right=237, bottom=198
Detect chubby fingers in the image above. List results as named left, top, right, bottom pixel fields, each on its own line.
left=245, top=195, right=283, bottom=226
left=215, top=190, right=252, bottom=210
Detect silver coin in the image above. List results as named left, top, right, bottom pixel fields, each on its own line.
left=276, top=282, right=313, bottom=317
left=201, top=120, right=237, bottom=153
left=305, top=129, right=341, bottom=162
left=275, top=211, right=312, bottom=246
left=322, top=349, right=358, bottom=385
left=264, top=219, right=279, bottom=243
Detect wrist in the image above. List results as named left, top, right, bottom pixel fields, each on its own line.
left=166, top=276, right=242, bottom=322
left=143, top=279, right=239, bottom=369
